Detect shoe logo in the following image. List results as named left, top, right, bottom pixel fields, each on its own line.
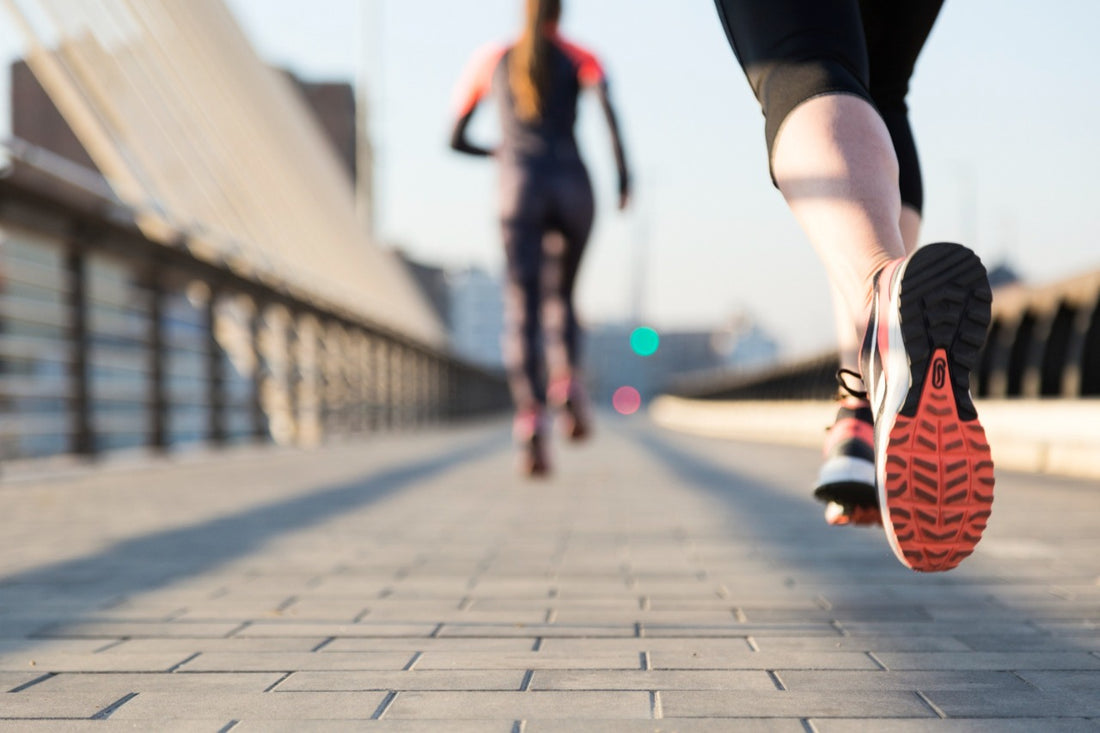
left=932, top=357, right=947, bottom=389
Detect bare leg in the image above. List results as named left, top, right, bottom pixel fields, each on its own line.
left=830, top=202, right=923, bottom=376
left=772, top=94, right=905, bottom=331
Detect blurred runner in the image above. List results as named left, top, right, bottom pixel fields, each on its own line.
left=450, top=0, right=630, bottom=476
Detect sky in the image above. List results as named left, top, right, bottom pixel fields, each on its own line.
left=5, top=1, right=1100, bottom=357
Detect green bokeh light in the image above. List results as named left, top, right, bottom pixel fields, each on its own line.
left=630, top=326, right=660, bottom=357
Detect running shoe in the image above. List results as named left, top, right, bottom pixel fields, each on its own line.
left=514, top=409, right=550, bottom=477
left=861, top=242, right=995, bottom=572
left=813, top=380, right=881, bottom=527
left=548, top=377, right=592, bottom=442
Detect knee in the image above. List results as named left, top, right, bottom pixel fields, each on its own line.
left=754, top=57, right=873, bottom=161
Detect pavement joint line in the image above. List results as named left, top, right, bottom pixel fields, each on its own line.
left=831, top=620, right=850, bottom=637
left=767, top=670, right=787, bottom=691
left=734, top=608, right=748, bottom=623
left=208, top=587, right=229, bottom=600
left=377, top=588, right=393, bottom=599
left=916, top=690, right=948, bottom=719
left=90, top=692, right=138, bottom=720
left=429, top=623, right=443, bottom=638
left=746, top=636, right=760, bottom=652
left=164, top=608, right=188, bottom=621
left=216, top=720, right=240, bottom=733
left=353, top=608, right=371, bottom=622
left=224, top=621, right=252, bottom=638
left=544, top=609, right=557, bottom=623
left=634, top=622, right=644, bottom=638
left=815, top=595, right=833, bottom=610
left=519, top=670, right=533, bottom=691
left=800, top=718, right=819, bottom=733
left=458, top=596, right=474, bottom=611
left=166, top=652, right=201, bottom=673
left=263, top=672, right=293, bottom=692
left=510, top=720, right=526, bottom=733
left=640, top=652, right=651, bottom=671
left=403, top=652, right=423, bottom=671
left=531, top=637, right=542, bottom=651
left=650, top=690, right=663, bottom=720
left=639, top=596, right=650, bottom=611
left=716, top=584, right=730, bottom=599
left=274, top=595, right=298, bottom=613
left=866, top=652, right=889, bottom=671
left=370, top=691, right=397, bottom=719
left=8, top=673, right=56, bottom=693
left=92, top=639, right=127, bottom=653
left=310, top=637, right=336, bottom=652
left=1011, top=671, right=1040, bottom=689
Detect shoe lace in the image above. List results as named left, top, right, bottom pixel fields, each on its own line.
left=836, top=368, right=868, bottom=401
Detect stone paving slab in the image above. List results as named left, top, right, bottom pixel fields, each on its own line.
left=277, top=669, right=526, bottom=691
left=525, top=722, right=806, bottom=733
left=0, top=690, right=136, bottom=719
left=812, top=720, right=1100, bottom=733
left=234, top=722, right=515, bottom=732
left=0, top=651, right=191, bottom=672
left=0, top=723, right=228, bottom=732
left=529, top=669, right=776, bottom=691
left=110, top=691, right=390, bottom=720
left=383, top=690, right=652, bottom=719
left=774, top=669, right=1035, bottom=691
left=0, top=423, right=1098, bottom=725
left=660, top=689, right=937, bottom=718
left=23, top=671, right=284, bottom=694
left=178, top=651, right=415, bottom=672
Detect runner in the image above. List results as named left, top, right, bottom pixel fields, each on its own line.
left=713, top=0, right=994, bottom=571
left=450, top=0, right=630, bottom=476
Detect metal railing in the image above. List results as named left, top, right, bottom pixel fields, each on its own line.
left=668, top=276, right=1100, bottom=402
left=0, top=146, right=509, bottom=461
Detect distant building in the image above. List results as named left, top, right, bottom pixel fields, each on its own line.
left=987, top=261, right=1022, bottom=290
left=447, top=267, right=505, bottom=370
left=393, top=251, right=451, bottom=329
left=584, top=315, right=780, bottom=405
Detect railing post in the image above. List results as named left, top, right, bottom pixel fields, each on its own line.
left=207, top=285, right=227, bottom=446
left=1062, top=298, right=1097, bottom=397
left=146, top=263, right=168, bottom=452
left=250, top=301, right=267, bottom=443
left=65, top=236, right=95, bottom=457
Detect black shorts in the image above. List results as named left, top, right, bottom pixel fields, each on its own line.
left=714, top=0, right=943, bottom=212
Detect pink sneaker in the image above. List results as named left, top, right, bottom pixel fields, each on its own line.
left=513, top=409, right=550, bottom=477
left=861, top=242, right=995, bottom=572
left=548, top=378, right=592, bottom=442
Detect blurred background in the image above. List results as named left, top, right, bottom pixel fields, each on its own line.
left=0, top=0, right=1097, bottom=462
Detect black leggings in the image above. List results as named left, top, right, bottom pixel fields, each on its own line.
left=713, top=0, right=943, bottom=213
left=499, top=160, right=594, bottom=412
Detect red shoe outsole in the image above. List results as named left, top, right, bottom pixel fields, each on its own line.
left=882, top=349, right=995, bottom=571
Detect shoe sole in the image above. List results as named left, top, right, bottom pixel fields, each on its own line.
left=880, top=242, right=995, bottom=572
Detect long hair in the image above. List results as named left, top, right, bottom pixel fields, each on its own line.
left=508, top=0, right=561, bottom=121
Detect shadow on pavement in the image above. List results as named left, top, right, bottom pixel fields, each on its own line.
left=0, top=431, right=505, bottom=654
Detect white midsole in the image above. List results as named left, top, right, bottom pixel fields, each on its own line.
left=816, top=455, right=876, bottom=487
left=874, top=260, right=916, bottom=562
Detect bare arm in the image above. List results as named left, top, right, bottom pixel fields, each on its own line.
left=449, top=44, right=505, bottom=159
left=449, top=107, right=495, bottom=158
left=594, top=79, right=631, bottom=209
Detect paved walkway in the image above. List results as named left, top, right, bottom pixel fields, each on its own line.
left=1, top=419, right=1098, bottom=730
